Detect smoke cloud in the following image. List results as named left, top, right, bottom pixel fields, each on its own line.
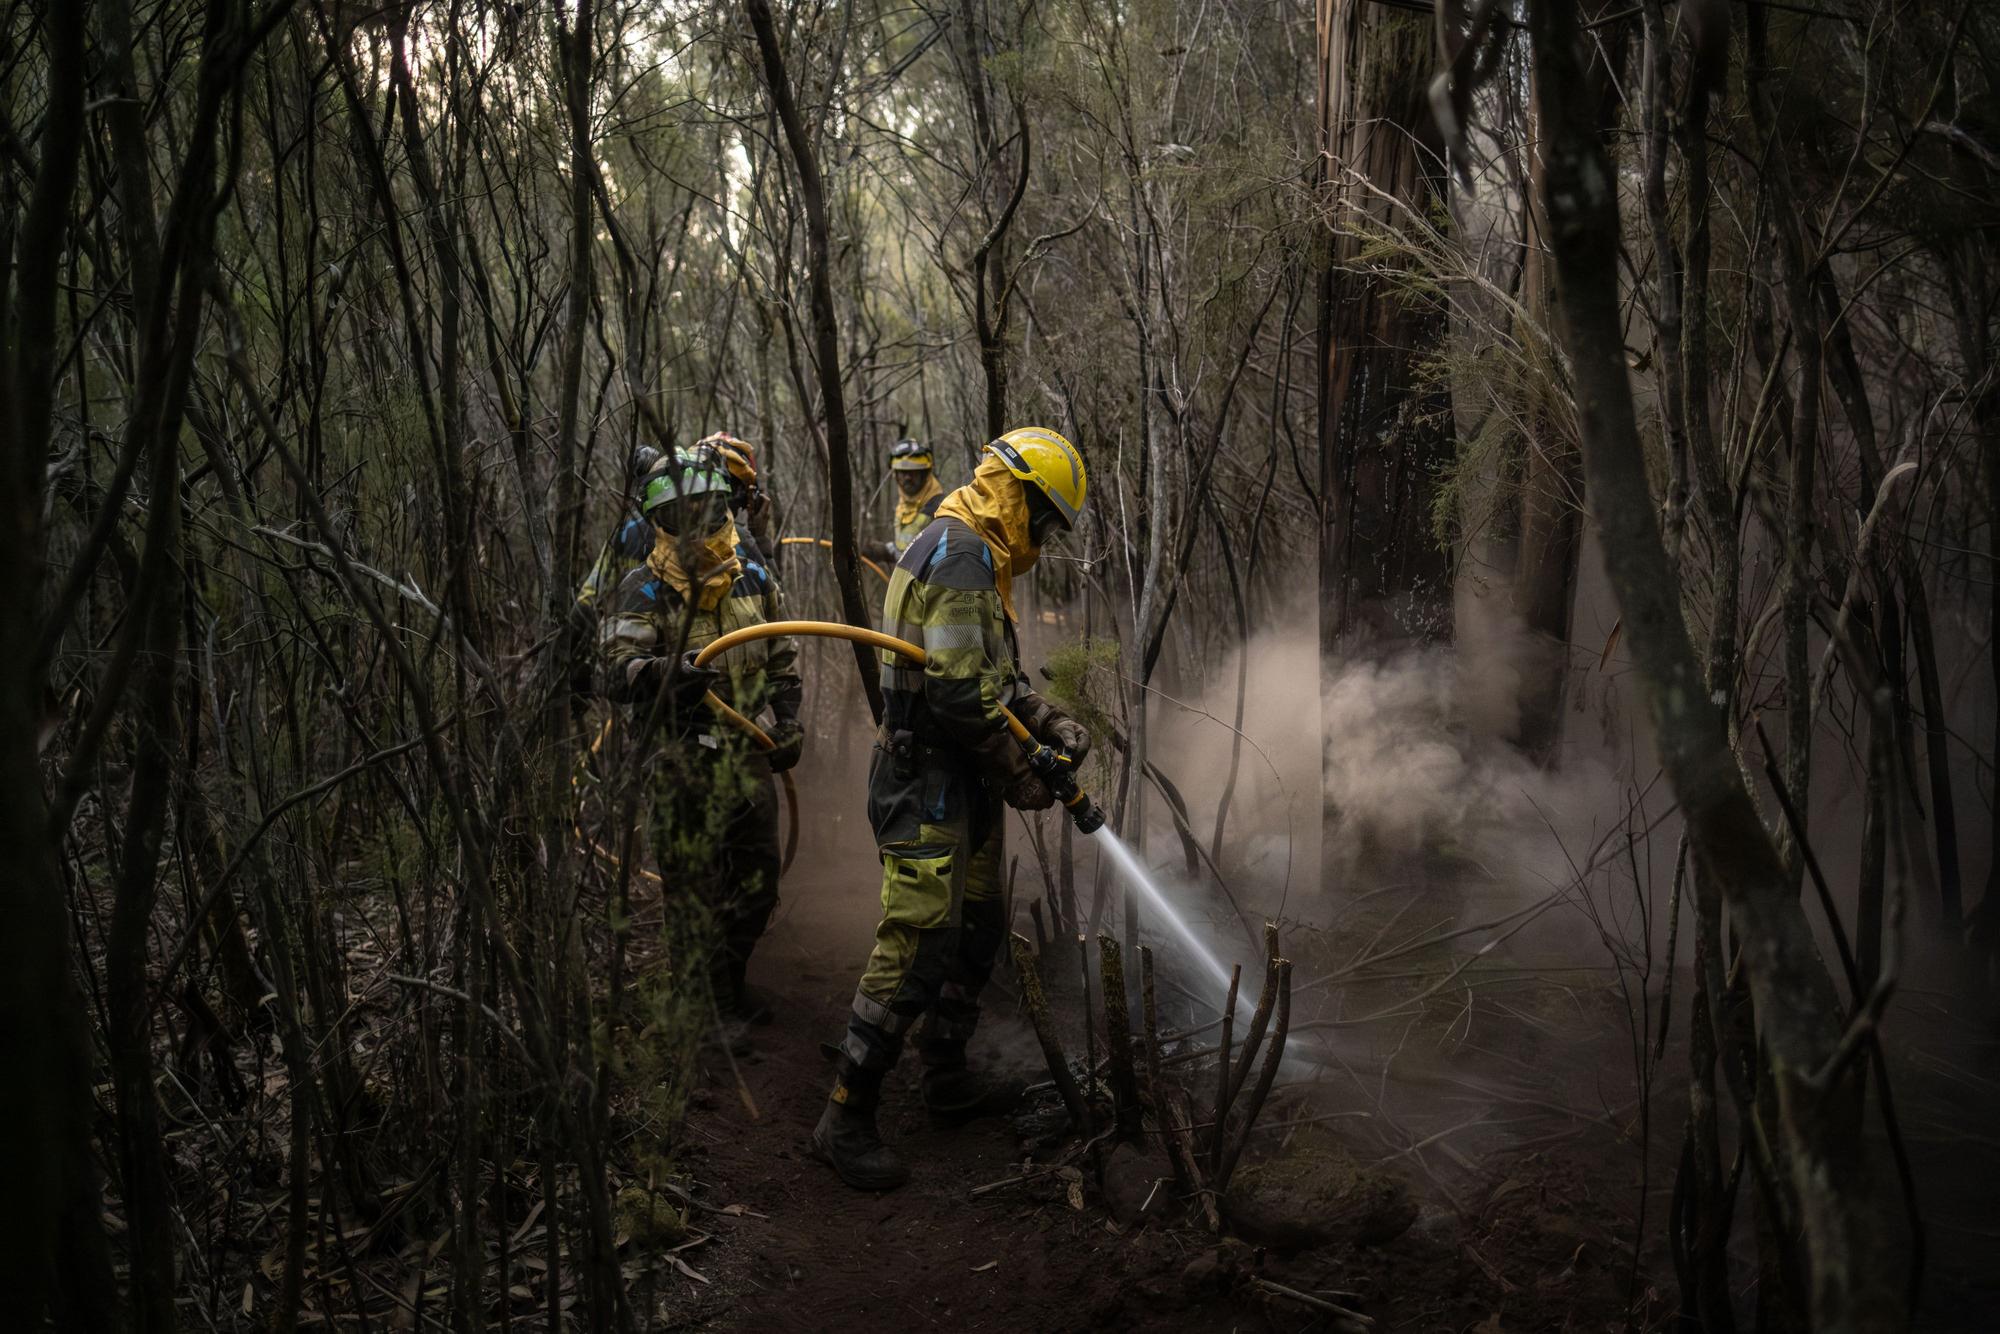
left=1144, top=593, right=1654, bottom=937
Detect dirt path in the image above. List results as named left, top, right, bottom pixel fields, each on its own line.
left=645, top=819, right=1676, bottom=1333
left=660, top=880, right=1258, bottom=1334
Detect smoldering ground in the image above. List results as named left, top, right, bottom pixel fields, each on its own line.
left=1091, top=595, right=1997, bottom=1327
left=670, top=595, right=1999, bottom=1331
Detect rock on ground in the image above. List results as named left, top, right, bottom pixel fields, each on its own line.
left=1220, top=1130, right=1417, bottom=1253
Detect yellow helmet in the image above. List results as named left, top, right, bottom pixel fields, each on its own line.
left=889, top=438, right=934, bottom=472
left=986, top=427, right=1086, bottom=527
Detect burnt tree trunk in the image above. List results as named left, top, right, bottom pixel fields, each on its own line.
left=1510, top=157, right=1581, bottom=763
left=0, top=6, right=119, bottom=1325
left=1315, top=0, right=1456, bottom=888
left=1315, top=0, right=1455, bottom=653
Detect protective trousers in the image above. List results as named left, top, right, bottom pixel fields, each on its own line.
left=649, top=734, right=779, bottom=1010
left=839, top=737, right=1005, bottom=1083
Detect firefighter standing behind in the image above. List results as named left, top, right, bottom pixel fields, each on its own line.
left=815, top=427, right=1092, bottom=1190
left=879, top=438, right=945, bottom=560
left=697, top=430, right=782, bottom=601
left=599, top=452, right=805, bottom=1043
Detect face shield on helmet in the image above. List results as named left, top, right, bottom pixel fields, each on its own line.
left=1024, top=486, right=1067, bottom=547
left=641, top=459, right=733, bottom=537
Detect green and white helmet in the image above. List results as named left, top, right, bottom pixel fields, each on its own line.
left=639, top=455, right=732, bottom=516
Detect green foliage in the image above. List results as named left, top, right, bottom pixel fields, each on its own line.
left=1041, top=636, right=1122, bottom=785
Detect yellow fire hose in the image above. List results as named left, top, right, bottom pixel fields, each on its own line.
left=777, top=536, right=891, bottom=583
left=580, top=618, right=1104, bottom=891
left=693, top=619, right=922, bottom=674
left=693, top=620, right=1105, bottom=833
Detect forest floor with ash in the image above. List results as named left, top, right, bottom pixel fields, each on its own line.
left=642, top=854, right=2000, bottom=1332
left=644, top=876, right=1671, bottom=1333
left=139, top=801, right=2000, bottom=1331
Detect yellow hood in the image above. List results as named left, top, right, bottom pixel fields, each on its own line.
left=647, top=518, right=742, bottom=612
left=894, top=472, right=944, bottom=528
left=934, top=453, right=1038, bottom=622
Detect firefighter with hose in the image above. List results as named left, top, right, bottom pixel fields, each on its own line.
left=814, top=427, right=1094, bottom=1190
left=599, top=450, right=805, bottom=1047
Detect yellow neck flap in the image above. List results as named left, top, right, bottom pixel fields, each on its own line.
left=933, top=453, right=1039, bottom=623
left=647, top=518, right=743, bottom=612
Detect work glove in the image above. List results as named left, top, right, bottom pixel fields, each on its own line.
left=1040, top=709, right=1089, bottom=767
left=763, top=718, right=805, bottom=774
left=1002, top=772, right=1055, bottom=812
left=762, top=682, right=806, bottom=772
left=1015, top=692, right=1091, bottom=766
left=639, top=651, right=721, bottom=708
left=968, top=725, right=1032, bottom=788
left=752, top=489, right=782, bottom=539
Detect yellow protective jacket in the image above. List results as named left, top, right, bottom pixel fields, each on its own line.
left=890, top=474, right=945, bottom=555
left=598, top=540, right=800, bottom=734
left=877, top=454, right=1043, bottom=781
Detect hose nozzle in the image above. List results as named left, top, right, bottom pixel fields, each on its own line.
left=1063, top=787, right=1107, bottom=836
left=1002, top=705, right=1106, bottom=835
left=1025, top=739, right=1105, bottom=834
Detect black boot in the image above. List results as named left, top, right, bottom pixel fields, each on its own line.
left=919, top=1039, right=1024, bottom=1127
left=811, top=1066, right=908, bottom=1191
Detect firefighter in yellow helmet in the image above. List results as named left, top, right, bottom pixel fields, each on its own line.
left=878, top=438, right=944, bottom=561
left=814, top=427, right=1093, bottom=1190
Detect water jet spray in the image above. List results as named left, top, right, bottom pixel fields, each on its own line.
left=1092, top=827, right=1237, bottom=996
